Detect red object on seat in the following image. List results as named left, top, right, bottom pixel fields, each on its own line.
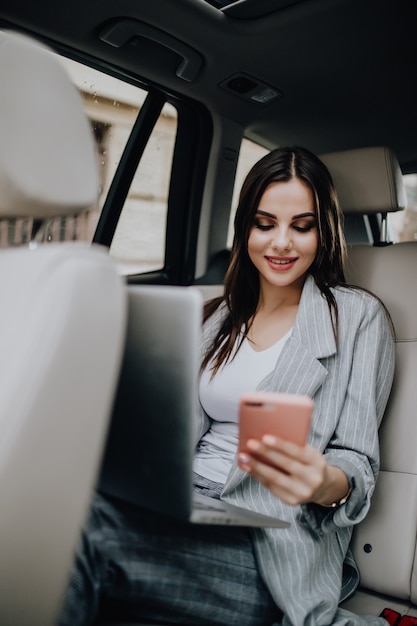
left=380, top=608, right=417, bottom=626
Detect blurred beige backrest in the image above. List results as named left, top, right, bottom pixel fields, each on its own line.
left=323, top=147, right=417, bottom=614
left=0, top=31, right=126, bottom=626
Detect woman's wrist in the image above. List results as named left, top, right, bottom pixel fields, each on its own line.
left=313, top=465, right=351, bottom=508
left=319, top=486, right=352, bottom=508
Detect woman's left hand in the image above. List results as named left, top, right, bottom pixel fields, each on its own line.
left=238, top=435, right=349, bottom=507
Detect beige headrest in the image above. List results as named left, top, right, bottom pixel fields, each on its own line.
left=0, top=31, right=98, bottom=219
left=320, top=147, right=407, bottom=214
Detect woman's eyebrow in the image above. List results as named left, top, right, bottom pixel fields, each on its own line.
left=255, top=210, right=276, bottom=219
left=255, top=210, right=316, bottom=220
left=291, top=212, right=316, bottom=220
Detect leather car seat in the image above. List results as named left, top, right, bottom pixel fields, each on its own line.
left=0, top=30, right=127, bottom=626
left=322, top=146, right=417, bottom=617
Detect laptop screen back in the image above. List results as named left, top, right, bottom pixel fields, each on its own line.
left=98, top=285, right=203, bottom=519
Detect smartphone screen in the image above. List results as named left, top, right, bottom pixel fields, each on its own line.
left=238, top=391, right=313, bottom=453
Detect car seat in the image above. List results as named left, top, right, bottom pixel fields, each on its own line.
left=0, top=31, right=127, bottom=626
left=322, top=146, right=417, bottom=619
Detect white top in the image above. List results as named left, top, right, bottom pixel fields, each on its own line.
left=193, top=328, right=292, bottom=483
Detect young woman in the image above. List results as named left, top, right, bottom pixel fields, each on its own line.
left=59, top=146, right=395, bottom=626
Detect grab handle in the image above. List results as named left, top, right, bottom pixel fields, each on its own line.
left=100, top=19, right=203, bottom=82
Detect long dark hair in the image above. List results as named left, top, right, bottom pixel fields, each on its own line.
left=202, top=146, right=347, bottom=376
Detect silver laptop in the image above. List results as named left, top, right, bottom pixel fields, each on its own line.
left=98, top=285, right=289, bottom=529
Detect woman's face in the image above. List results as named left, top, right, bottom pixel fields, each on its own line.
left=247, top=178, right=318, bottom=294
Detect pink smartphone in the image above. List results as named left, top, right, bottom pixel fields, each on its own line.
left=238, top=391, right=313, bottom=453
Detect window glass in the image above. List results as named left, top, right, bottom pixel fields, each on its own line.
left=109, top=102, right=177, bottom=274
left=0, top=54, right=177, bottom=276
left=388, top=174, right=417, bottom=242
left=227, top=138, right=269, bottom=247
left=0, top=57, right=141, bottom=247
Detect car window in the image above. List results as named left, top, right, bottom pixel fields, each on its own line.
left=227, top=138, right=269, bottom=247
left=108, top=102, right=177, bottom=275
left=0, top=53, right=177, bottom=276
left=388, top=174, right=417, bottom=243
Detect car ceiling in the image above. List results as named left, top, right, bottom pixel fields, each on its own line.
left=1, top=0, right=416, bottom=171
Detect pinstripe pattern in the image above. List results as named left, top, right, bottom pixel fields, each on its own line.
left=199, top=275, right=395, bottom=625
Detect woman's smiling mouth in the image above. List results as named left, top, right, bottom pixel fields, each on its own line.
left=265, top=256, right=298, bottom=269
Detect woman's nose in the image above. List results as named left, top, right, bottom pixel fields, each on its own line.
left=272, top=227, right=291, bottom=251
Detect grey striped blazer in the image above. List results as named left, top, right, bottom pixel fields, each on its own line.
left=196, top=274, right=395, bottom=626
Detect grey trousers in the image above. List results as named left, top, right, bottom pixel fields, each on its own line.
left=58, top=480, right=281, bottom=626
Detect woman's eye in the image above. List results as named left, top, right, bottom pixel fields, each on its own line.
left=254, top=221, right=274, bottom=231
left=292, top=222, right=315, bottom=233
